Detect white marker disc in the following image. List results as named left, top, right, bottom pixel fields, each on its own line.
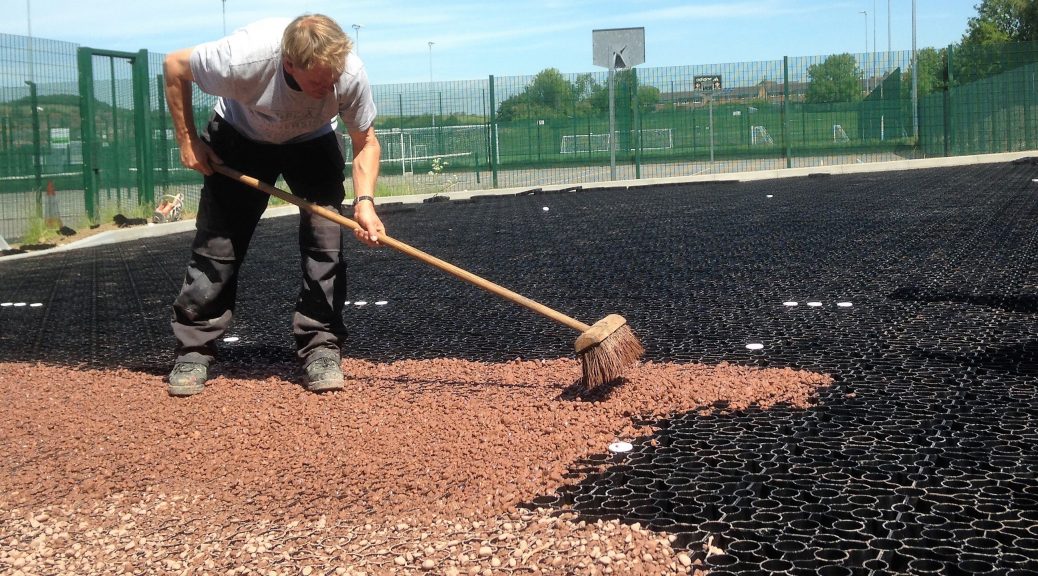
left=837, top=302, right=853, bottom=307
left=807, top=302, right=823, bottom=307
left=608, top=441, right=633, bottom=453
left=354, top=301, right=368, bottom=306
left=375, top=300, right=389, bottom=306
left=746, top=343, right=765, bottom=350
left=223, top=336, right=240, bottom=343
left=783, top=301, right=799, bottom=307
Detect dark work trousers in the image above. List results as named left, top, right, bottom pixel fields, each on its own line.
left=171, top=115, right=348, bottom=368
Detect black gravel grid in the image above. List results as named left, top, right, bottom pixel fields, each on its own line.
left=2, top=162, right=1037, bottom=575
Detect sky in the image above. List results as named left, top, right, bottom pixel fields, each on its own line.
left=2, top=0, right=981, bottom=84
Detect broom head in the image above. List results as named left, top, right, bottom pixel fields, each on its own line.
left=574, top=314, right=644, bottom=390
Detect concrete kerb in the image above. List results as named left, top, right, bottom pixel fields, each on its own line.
left=0, top=205, right=298, bottom=261
left=397, top=151, right=1038, bottom=200
left=2, top=151, right=1035, bottom=261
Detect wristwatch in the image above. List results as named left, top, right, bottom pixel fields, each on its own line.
left=353, top=195, right=374, bottom=207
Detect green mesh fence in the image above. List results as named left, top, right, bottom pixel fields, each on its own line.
left=919, top=43, right=1038, bottom=156
left=2, top=32, right=1038, bottom=243
left=0, top=34, right=80, bottom=241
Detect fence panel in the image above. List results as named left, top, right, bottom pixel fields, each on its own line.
left=2, top=32, right=1038, bottom=243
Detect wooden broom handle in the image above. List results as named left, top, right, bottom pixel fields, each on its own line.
left=213, top=164, right=591, bottom=333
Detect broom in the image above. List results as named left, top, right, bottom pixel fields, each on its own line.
left=213, top=164, right=644, bottom=390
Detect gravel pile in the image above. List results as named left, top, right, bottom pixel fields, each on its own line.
left=1, top=357, right=829, bottom=574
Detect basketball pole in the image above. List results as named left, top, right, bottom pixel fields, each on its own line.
left=592, top=27, right=645, bottom=182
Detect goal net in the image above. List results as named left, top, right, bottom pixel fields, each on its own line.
left=560, top=128, right=673, bottom=154
left=560, top=133, right=611, bottom=154
left=750, top=125, right=774, bottom=145
left=363, top=125, right=492, bottom=174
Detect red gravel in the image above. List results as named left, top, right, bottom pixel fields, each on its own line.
left=0, top=357, right=830, bottom=575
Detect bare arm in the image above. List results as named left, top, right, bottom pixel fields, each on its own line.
left=348, top=126, right=384, bottom=246
left=163, top=47, right=220, bottom=175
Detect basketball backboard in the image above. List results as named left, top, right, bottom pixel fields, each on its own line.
left=593, top=27, right=645, bottom=70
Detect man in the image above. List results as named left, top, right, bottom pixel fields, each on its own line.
left=162, top=13, right=384, bottom=397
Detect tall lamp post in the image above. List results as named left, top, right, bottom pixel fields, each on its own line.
left=222, top=0, right=227, bottom=35
left=860, top=10, right=869, bottom=92
left=428, top=41, right=435, bottom=83
left=887, top=0, right=893, bottom=73
left=352, top=24, right=363, bottom=54
left=873, top=0, right=877, bottom=76
left=428, top=42, right=435, bottom=127
left=26, top=0, right=34, bottom=82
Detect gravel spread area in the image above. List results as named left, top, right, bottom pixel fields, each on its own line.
left=1, top=358, right=830, bottom=575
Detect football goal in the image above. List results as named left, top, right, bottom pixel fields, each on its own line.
left=560, top=128, right=673, bottom=154
left=750, top=125, right=774, bottom=145
left=560, top=133, right=611, bottom=154
left=363, top=125, right=495, bottom=175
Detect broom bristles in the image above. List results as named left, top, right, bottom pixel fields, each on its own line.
left=579, top=323, right=644, bottom=390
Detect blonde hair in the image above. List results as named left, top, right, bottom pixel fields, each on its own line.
left=281, top=14, right=352, bottom=74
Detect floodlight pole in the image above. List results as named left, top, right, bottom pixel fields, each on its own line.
left=222, top=0, right=227, bottom=36
left=887, top=0, right=894, bottom=75
left=428, top=42, right=435, bottom=127
left=860, top=10, right=869, bottom=92
left=352, top=24, right=363, bottom=54
left=428, top=41, right=434, bottom=83
left=26, top=0, right=34, bottom=83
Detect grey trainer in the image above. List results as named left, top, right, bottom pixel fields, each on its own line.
left=168, top=362, right=208, bottom=397
left=304, top=357, right=344, bottom=392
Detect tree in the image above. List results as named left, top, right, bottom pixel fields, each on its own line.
left=805, top=53, right=863, bottom=104
left=572, top=73, right=599, bottom=116
left=962, top=0, right=1038, bottom=45
left=954, top=0, right=1038, bottom=84
left=587, top=70, right=661, bottom=115
left=497, top=68, right=576, bottom=121
left=573, top=73, right=598, bottom=100
left=495, top=67, right=660, bottom=121
left=902, top=47, right=947, bottom=99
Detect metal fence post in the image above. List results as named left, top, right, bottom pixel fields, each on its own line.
left=633, top=68, right=641, bottom=179
left=489, top=75, right=498, bottom=188
left=783, top=56, right=792, bottom=168
left=25, top=80, right=42, bottom=216
left=944, top=44, right=954, bottom=157
left=76, top=47, right=99, bottom=222
left=156, top=74, right=170, bottom=188
left=1028, top=66, right=1036, bottom=150
left=133, top=49, right=154, bottom=206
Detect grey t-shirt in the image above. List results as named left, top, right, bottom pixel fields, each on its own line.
left=190, top=17, right=377, bottom=144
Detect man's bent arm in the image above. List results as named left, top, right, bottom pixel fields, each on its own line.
left=163, top=48, right=216, bottom=174
left=348, top=126, right=384, bottom=246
